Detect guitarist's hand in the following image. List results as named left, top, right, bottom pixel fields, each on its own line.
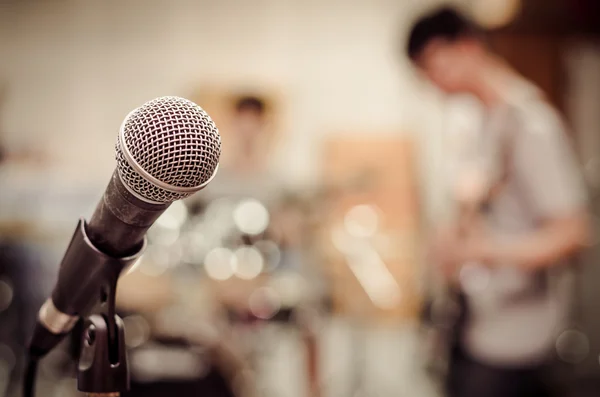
left=430, top=221, right=493, bottom=282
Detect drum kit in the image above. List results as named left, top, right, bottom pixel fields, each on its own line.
left=116, top=194, right=325, bottom=397
left=115, top=169, right=376, bottom=397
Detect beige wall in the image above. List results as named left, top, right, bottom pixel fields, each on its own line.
left=0, top=0, right=480, bottom=239
left=0, top=1, right=454, bottom=182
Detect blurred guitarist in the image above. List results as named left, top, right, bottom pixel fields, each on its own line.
left=407, top=7, right=590, bottom=397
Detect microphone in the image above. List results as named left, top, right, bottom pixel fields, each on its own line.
left=28, top=96, right=221, bottom=358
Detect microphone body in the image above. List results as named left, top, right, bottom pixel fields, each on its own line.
left=86, top=170, right=169, bottom=257
left=29, top=96, right=221, bottom=358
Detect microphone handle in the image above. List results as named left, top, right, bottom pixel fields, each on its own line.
left=86, top=170, right=170, bottom=257
left=45, top=170, right=168, bottom=335
left=29, top=171, right=169, bottom=358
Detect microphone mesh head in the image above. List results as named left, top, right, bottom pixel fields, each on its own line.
left=116, top=96, right=221, bottom=204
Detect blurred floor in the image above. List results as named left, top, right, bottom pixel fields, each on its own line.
left=259, top=319, right=438, bottom=397
left=5, top=320, right=439, bottom=397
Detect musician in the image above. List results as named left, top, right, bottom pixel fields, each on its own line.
left=119, top=94, right=322, bottom=397
left=406, top=7, right=590, bottom=397
left=203, top=94, right=323, bottom=397
left=202, top=95, right=284, bottom=206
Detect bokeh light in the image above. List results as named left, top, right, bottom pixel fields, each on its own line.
left=271, top=272, right=307, bottom=307
left=459, top=262, right=491, bottom=294
left=471, top=0, right=521, bottom=29
left=204, top=247, right=236, bottom=280
left=123, top=314, right=151, bottom=349
left=156, top=201, right=189, bottom=230
left=344, top=204, right=380, bottom=238
left=249, top=287, right=281, bottom=320
left=0, top=279, right=14, bottom=313
left=233, top=198, right=270, bottom=236
left=233, top=246, right=264, bottom=280
left=556, top=329, right=590, bottom=364
left=139, top=244, right=183, bottom=276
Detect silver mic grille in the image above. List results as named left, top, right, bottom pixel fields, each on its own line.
left=115, top=96, right=221, bottom=204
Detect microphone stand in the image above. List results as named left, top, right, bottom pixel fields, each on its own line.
left=75, top=232, right=132, bottom=397
left=23, top=219, right=141, bottom=397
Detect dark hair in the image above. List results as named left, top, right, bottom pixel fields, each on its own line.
left=406, top=7, right=479, bottom=61
left=235, top=95, right=266, bottom=115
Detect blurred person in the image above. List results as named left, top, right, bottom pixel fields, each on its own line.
left=227, top=96, right=270, bottom=173
left=204, top=95, right=323, bottom=397
left=199, top=95, right=285, bottom=322
left=201, top=95, right=284, bottom=205
left=406, top=7, right=590, bottom=397
left=116, top=94, right=323, bottom=397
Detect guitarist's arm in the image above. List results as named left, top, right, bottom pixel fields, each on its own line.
left=443, top=122, right=590, bottom=272
left=456, top=211, right=589, bottom=271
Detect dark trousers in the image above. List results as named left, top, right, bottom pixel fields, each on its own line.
left=447, top=347, right=557, bottom=397
left=128, top=370, right=236, bottom=397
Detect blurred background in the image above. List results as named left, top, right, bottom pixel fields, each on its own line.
left=0, top=0, right=599, bottom=396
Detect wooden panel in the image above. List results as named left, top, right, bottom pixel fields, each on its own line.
left=489, top=33, right=566, bottom=113
left=320, top=136, right=422, bottom=324
left=495, top=0, right=600, bottom=35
